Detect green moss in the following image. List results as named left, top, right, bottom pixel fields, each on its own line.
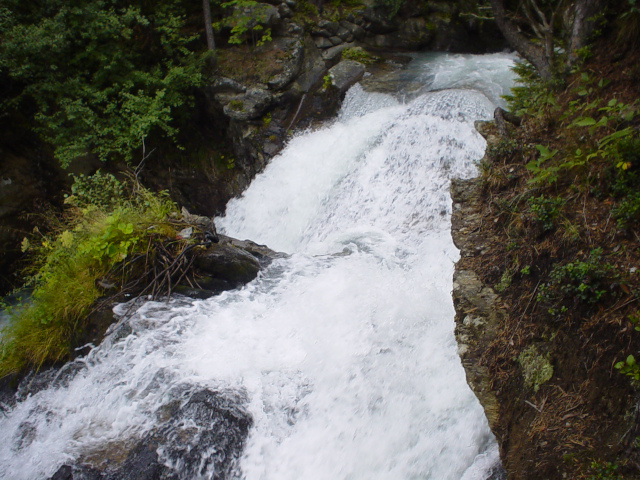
left=341, top=47, right=380, bottom=65
left=518, top=345, right=553, bottom=392
left=228, top=99, right=244, bottom=111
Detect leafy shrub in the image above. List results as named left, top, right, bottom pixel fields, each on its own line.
left=66, top=170, right=126, bottom=210
left=537, top=248, right=619, bottom=316
left=0, top=177, right=178, bottom=376
left=527, top=195, right=565, bottom=232
left=0, top=0, right=203, bottom=167
left=588, top=460, right=624, bottom=480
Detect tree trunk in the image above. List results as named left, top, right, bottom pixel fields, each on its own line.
left=489, top=0, right=553, bottom=81
left=567, top=0, right=604, bottom=66
left=202, top=0, right=216, bottom=68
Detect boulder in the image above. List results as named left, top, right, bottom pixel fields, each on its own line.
left=265, top=38, right=304, bottom=90
left=328, top=60, right=365, bottom=94
left=322, top=42, right=356, bottom=64
left=193, top=242, right=261, bottom=288
left=222, top=87, right=274, bottom=121
left=48, top=388, right=252, bottom=480
left=313, top=36, right=334, bottom=49
left=293, top=37, right=328, bottom=93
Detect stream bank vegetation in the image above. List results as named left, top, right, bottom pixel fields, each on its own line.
left=0, top=172, right=216, bottom=379
left=467, top=1, right=640, bottom=477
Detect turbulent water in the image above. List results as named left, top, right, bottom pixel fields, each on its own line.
left=0, top=53, right=515, bottom=480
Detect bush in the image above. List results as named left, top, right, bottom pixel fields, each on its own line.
left=537, top=248, right=619, bottom=316
left=0, top=0, right=203, bottom=167
left=0, top=174, right=179, bottom=377
left=527, top=195, right=565, bottom=232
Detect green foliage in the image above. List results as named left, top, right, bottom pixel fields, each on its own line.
left=537, top=248, right=619, bottom=316
left=0, top=0, right=203, bottom=167
left=0, top=175, right=178, bottom=377
left=322, top=74, right=332, bottom=90
left=527, top=195, right=564, bottom=232
left=296, top=0, right=318, bottom=16
left=606, top=136, right=640, bottom=230
left=341, top=47, right=379, bottom=65
left=614, top=354, right=640, bottom=381
left=219, top=0, right=274, bottom=46
left=504, top=61, right=559, bottom=117
left=66, top=170, right=126, bottom=210
left=526, top=145, right=560, bottom=183
left=588, top=461, right=624, bottom=480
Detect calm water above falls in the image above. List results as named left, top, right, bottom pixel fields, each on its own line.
left=0, top=53, right=515, bottom=480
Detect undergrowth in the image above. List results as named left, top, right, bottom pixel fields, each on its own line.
left=474, top=30, right=640, bottom=478
left=0, top=172, right=181, bottom=378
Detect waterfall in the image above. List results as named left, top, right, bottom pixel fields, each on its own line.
left=0, top=52, right=515, bottom=480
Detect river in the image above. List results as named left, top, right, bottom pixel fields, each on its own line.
left=0, top=52, right=515, bottom=480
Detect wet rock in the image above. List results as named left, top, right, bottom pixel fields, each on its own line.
left=219, top=234, right=287, bottom=267
left=328, top=59, right=365, bottom=94
left=450, top=177, right=504, bottom=432
left=193, top=243, right=262, bottom=287
left=48, top=388, right=252, bottom=480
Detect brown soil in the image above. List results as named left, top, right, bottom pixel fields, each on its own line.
left=456, top=38, right=640, bottom=479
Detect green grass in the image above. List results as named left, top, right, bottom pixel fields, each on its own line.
left=0, top=174, right=179, bottom=377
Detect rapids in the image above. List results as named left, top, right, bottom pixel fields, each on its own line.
left=0, top=52, right=516, bottom=480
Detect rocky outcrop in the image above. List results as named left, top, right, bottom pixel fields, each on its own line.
left=48, top=387, right=252, bottom=480
left=451, top=120, right=640, bottom=479
left=451, top=178, right=504, bottom=433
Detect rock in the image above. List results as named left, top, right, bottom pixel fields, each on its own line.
left=313, top=36, right=334, bottom=49
left=219, top=234, right=287, bottom=267
left=207, top=76, right=246, bottom=94
left=450, top=178, right=503, bottom=436
left=432, top=17, right=471, bottom=52
left=363, top=17, right=434, bottom=50
left=328, top=59, right=365, bottom=94
left=322, top=42, right=356, bottom=64
left=193, top=243, right=261, bottom=287
left=328, top=36, right=343, bottom=46
left=264, top=38, right=304, bottom=90
left=279, top=20, right=303, bottom=37
left=293, top=37, right=328, bottom=93
left=48, top=388, right=252, bottom=480
left=223, top=87, right=274, bottom=121
left=317, top=20, right=340, bottom=35
left=339, top=20, right=366, bottom=40
left=277, top=2, right=292, bottom=18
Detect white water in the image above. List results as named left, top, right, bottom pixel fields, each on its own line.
left=0, top=53, right=515, bottom=480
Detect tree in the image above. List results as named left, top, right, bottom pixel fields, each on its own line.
left=489, top=0, right=605, bottom=81
left=203, top=0, right=217, bottom=67
left=0, top=0, right=204, bottom=167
